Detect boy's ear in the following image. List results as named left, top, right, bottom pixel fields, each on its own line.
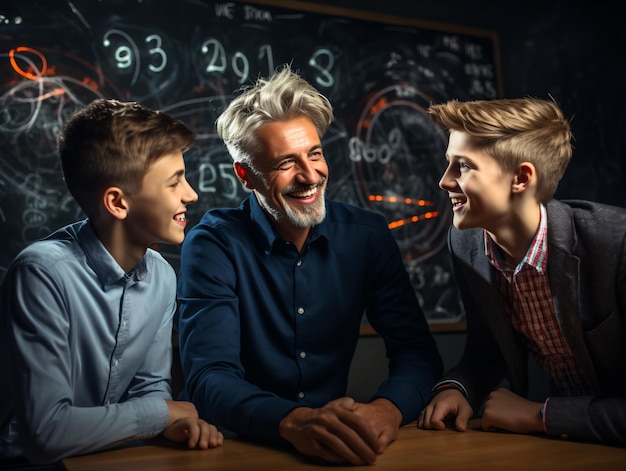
left=234, top=162, right=254, bottom=190
left=102, top=186, right=129, bottom=220
left=511, top=162, right=536, bottom=194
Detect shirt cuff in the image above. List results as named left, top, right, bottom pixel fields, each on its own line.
left=541, top=397, right=550, bottom=434
left=431, top=379, right=468, bottom=399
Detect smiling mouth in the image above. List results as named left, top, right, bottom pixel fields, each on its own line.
left=174, top=213, right=186, bottom=222
left=288, top=186, right=318, bottom=199
left=450, top=197, right=465, bottom=207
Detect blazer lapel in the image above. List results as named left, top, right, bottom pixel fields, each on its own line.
left=547, top=201, right=599, bottom=391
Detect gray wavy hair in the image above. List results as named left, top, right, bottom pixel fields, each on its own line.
left=216, top=65, right=334, bottom=168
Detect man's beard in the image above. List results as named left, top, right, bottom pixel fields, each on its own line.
left=282, top=191, right=326, bottom=228
left=257, top=179, right=327, bottom=228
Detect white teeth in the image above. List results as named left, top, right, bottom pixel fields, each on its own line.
left=291, top=187, right=317, bottom=198
left=450, top=198, right=464, bottom=206
left=175, top=213, right=186, bottom=221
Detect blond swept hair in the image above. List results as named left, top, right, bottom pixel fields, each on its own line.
left=428, top=97, right=573, bottom=203
left=216, top=65, right=333, bottom=168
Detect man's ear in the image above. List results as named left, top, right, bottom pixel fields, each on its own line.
left=512, top=162, right=536, bottom=194
left=234, top=162, right=254, bottom=190
left=102, top=186, right=129, bottom=220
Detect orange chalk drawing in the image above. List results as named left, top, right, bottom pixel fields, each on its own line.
left=9, top=46, right=47, bottom=80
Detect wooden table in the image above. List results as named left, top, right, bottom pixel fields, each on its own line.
left=62, top=420, right=626, bottom=470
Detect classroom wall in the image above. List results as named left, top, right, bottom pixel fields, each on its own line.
left=348, top=331, right=467, bottom=402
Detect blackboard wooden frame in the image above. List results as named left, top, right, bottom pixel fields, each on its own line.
left=0, top=0, right=502, bottom=333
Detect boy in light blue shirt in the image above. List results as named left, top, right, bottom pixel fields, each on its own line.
left=0, top=99, right=223, bottom=466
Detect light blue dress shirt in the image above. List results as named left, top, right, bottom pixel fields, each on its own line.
left=0, top=219, right=172, bottom=464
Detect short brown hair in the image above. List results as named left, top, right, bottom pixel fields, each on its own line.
left=428, top=97, right=573, bottom=203
left=58, top=98, right=194, bottom=217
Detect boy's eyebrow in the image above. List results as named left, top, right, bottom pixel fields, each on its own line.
left=168, top=168, right=185, bottom=179
left=446, top=152, right=468, bottom=161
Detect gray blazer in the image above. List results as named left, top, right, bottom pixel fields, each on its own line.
left=443, top=199, right=626, bottom=446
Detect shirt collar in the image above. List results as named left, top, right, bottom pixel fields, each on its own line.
left=484, top=203, right=548, bottom=276
left=75, top=219, right=148, bottom=286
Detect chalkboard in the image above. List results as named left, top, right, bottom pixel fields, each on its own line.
left=0, top=0, right=502, bottom=327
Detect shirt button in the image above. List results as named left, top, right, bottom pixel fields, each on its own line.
left=296, top=259, right=302, bottom=266
left=297, top=307, right=305, bottom=315
left=300, top=351, right=307, bottom=359
left=298, top=392, right=305, bottom=399
left=114, top=359, right=119, bottom=367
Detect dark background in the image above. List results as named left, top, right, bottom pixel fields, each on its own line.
left=1, top=0, right=506, bottom=325
left=0, top=0, right=623, bottom=395
left=329, top=0, right=626, bottom=206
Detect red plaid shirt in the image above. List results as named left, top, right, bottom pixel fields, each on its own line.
left=485, top=204, right=591, bottom=395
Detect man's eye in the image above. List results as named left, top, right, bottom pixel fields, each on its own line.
left=459, top=163, right=470, bottom=171
left=277, top=160, right=295, bottom=170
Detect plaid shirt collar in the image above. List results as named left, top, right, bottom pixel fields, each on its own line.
left=485, top=203, right=548, bottom=277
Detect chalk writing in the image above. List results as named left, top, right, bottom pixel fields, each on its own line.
left=0, top=0, right=502, bottom=323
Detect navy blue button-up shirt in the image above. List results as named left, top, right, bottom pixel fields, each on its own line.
left=177, top=196, right=442, bottom=444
